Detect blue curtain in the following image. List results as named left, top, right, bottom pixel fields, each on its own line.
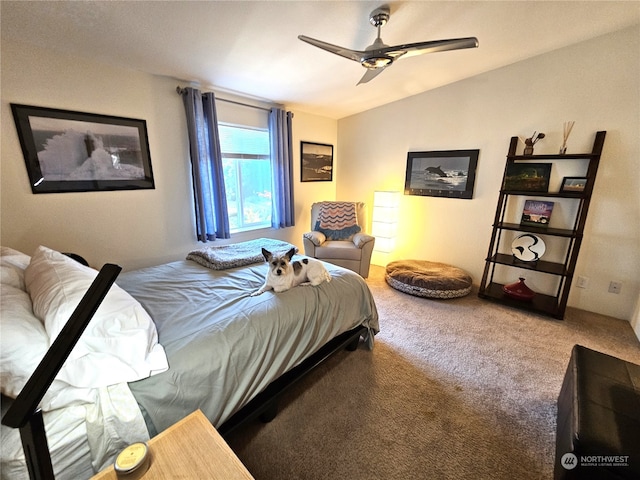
left=180, top=87, right=230, bottom=242
left=269, top=108, right=295, bottom=228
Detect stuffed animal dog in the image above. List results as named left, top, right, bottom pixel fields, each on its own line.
left=251, top=247, right=331, bottom=296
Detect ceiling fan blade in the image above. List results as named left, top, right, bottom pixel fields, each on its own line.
left=382, top=37, right=479, bottom=59
left=298, top=35, right=363, bottom=62
left=357, top=67, right=387, bottom=85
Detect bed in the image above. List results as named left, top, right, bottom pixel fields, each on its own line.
left=0, top=240, right=379, bottom=479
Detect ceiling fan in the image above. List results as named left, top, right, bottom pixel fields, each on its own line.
left=298, top=5, right=479, bottom=85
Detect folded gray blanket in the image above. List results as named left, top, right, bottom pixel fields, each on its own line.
left=186, top=238, right=298, bottom=270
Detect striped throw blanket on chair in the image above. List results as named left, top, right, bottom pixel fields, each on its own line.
left=315, top=202, right=362, bottom=240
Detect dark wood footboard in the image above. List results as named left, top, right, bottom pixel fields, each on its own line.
left=218, top=325, right=367, bottom=438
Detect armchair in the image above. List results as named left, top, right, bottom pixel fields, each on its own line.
left=303, top=201, right=375, bottom=278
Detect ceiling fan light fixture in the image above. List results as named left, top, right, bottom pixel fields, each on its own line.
left=362, top=56, right=393, bottom=69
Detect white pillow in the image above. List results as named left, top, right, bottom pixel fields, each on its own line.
left=24, top=246, right=168, bottom=389
left=0, top=247, right=31, bottom=290
left=0, top=284, right=49, bottom=398
left=0, top=284, right=96, bottom=410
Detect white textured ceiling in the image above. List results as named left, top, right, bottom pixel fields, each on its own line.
left=2, top=1, right=639, bottom=119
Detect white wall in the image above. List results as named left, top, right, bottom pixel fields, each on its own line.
left=338, top=26, right=640, bottom=321
left=1, top=39, right=336, bottom=271
left=3, top=27, right=638, bottom=323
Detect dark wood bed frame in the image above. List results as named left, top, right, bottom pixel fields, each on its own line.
left=1, top=262, right=367, bottom=477
left=218, top=324, right=366, bottom=438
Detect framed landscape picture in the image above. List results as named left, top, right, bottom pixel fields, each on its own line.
left=404, top=149, right=479, bottom=199
left=503, top=162, right=551, bottom=192
left=300, top=141, right=333, bottom=182
left=560, top=176, right=587, bottom=193
left=11, top=103, right=154, bottom=194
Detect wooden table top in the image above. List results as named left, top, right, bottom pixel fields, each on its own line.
left=91, top=409, right=254, bottom=479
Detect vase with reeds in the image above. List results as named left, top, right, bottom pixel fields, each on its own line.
left=560, top=121, right=575, bottom=154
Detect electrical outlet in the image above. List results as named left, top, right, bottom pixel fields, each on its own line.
left=576, top=276, right=589, bottom=289
left=608, top=281, right=622, bottom=294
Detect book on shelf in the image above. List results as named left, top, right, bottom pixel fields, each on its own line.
left=520, top=200, right=554, bottom=227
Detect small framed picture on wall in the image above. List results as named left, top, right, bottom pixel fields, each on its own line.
left=300, top=141, right=333, bottom=182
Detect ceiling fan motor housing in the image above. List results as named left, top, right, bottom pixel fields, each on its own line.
left=362, top=36, right=393, bottom=69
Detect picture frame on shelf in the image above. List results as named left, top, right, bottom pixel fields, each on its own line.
left=503, top=162, right=551, bottom=192
left=520, top=199, right=554, bottom=228
left=560, top=176, right=588, bottom=193
left=11, top=103, right=154, bottom=194
left=300, top=141, right=333, bottom=182
left=404, top=149, right=479, bottom=199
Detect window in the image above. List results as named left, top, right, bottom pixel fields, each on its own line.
left=219, top=123, right=272, bottom=232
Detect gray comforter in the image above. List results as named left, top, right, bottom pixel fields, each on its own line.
left=118, top=258, right=379, bottom=434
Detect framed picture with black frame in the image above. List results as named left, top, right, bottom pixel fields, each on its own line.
left=300, top=141, right=333, bottom=182
left=404, top=149, right=479, bottom=199
left=503, top=162, right=552, bottom=192
left=560, top=176, right=588, bottom=193
left=11, top=103, right=154, bottom=194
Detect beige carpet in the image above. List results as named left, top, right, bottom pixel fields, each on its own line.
left=226, top=265, right=640, bottom=480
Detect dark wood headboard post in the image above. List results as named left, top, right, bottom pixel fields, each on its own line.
left=1, top=263, right=122, bottom=480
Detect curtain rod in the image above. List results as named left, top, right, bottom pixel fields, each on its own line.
left=176, top=86, right=272, bottom=112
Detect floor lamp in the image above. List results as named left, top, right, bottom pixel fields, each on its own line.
left=372, top=191, right=401, bottom=253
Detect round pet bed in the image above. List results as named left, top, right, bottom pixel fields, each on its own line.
left=385, top=260, right=472, bottom=299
